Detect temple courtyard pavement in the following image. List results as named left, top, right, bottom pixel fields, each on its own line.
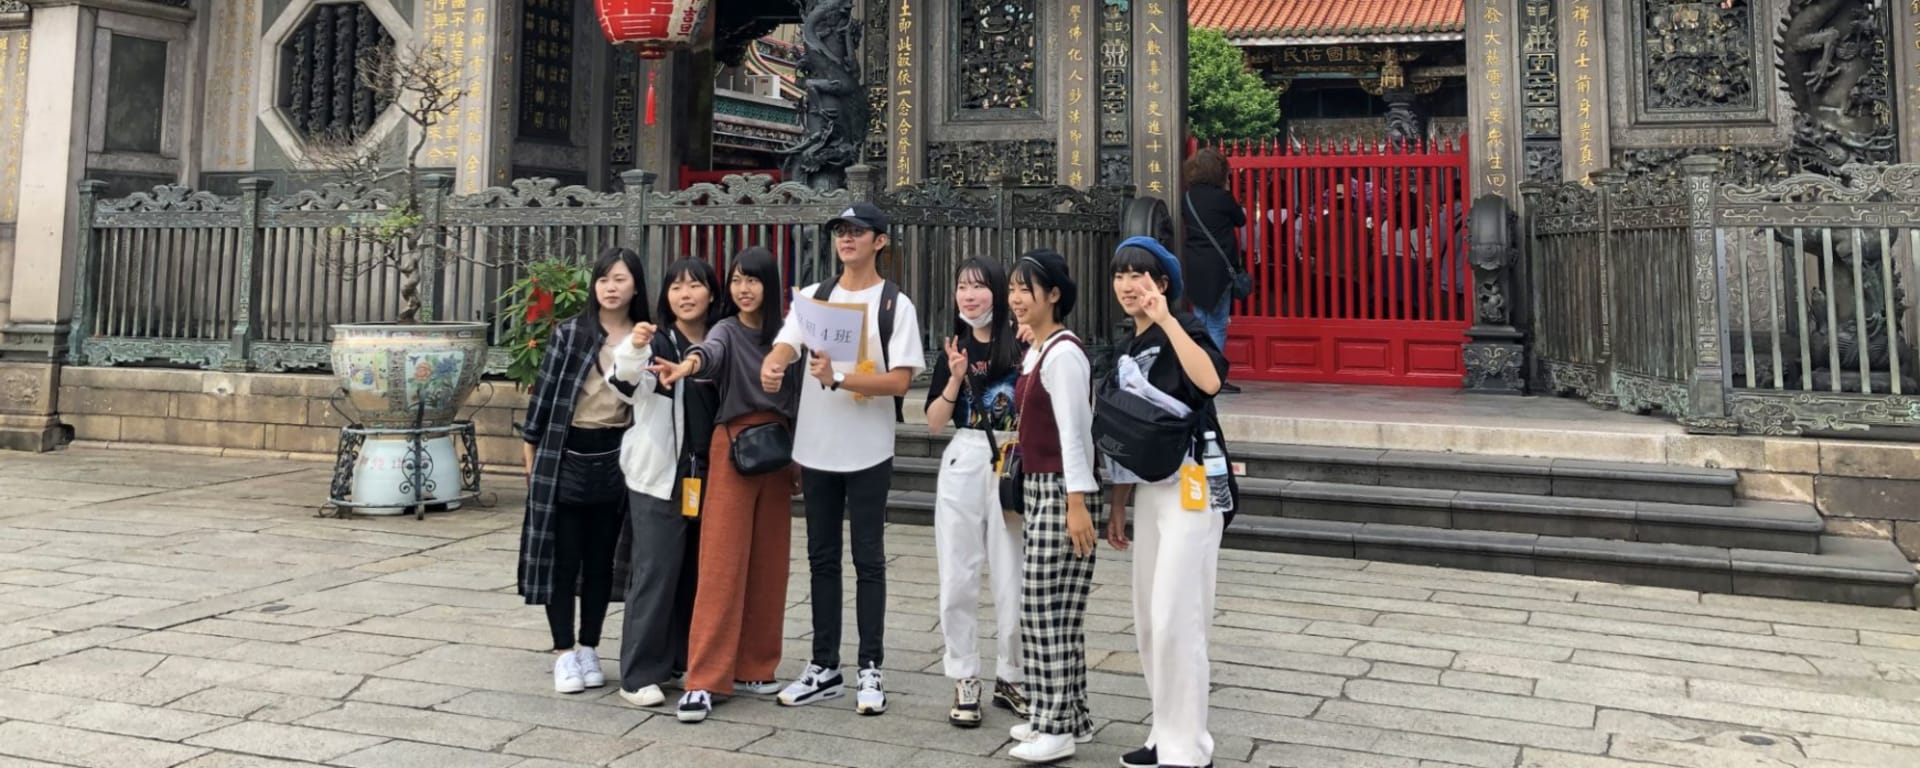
left=5, top=446, right=1920, bottom=767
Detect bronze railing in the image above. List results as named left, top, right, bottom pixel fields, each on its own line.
left=1526, top=157, right=1920, bottom=435
left=67, top=165, right=1130, bottom=376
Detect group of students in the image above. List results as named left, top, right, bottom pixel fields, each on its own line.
left=516, top=200, right=1234, bottom=768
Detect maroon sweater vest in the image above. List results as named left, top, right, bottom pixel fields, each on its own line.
left=1014, top=333, right=1084, bottom=475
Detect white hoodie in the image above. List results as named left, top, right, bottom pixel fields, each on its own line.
left=606, top=340, right=681, bottom=501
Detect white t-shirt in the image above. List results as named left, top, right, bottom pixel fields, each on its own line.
left=776, top=281, right=926, bottom=472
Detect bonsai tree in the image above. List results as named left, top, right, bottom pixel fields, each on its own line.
left=306, top=43, right=467, bottom=325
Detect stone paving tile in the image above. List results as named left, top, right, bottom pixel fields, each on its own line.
left=12, top=448, right=1920, bottom=768
left=55, top=700, right=238, bottom=741
left=499, top=726, right=644, bottom=765
left=185, top=721, right=388, bottom=763
left=0, top=721, right=211, bottom=768
left=296, top=701, right=533, bottom=750
left=333, top=740, right=525, bottom=768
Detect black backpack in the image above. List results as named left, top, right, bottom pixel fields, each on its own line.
left=811, top=276, right=906, bottom=423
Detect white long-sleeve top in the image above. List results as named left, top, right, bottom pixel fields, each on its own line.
left=607, top=340, right=680, bottom=500
left=1020, top=332, right=1098, bottom=494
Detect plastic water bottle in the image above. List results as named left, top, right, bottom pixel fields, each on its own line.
left=1201, top=431, right=1233, bottom=514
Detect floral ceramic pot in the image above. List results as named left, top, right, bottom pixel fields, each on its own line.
left=330, top=322, right=491, bottom=428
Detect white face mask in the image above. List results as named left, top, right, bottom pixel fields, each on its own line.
left=959, top=308, right=995, bottom=330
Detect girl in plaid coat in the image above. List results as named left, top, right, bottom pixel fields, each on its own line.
left=518, top=248, right=649, bottom=695
left=1004, top=249, right=1100, bottom=764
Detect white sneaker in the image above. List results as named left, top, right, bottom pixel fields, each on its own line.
left=574, top=646, right=606, bottom=689
left=619, top=684, right=665, bottom=707
left=735, top=679, right=783, bottom=695
left=1010, top=732, right=1076, bottom=763
left=855, top=663, right=886, bottom=715
left=552, top=651, right=585, bottom=694
left=1009, top=723, right=1094, bottom=744
left=777, top=664, right=844, bottom=707
left=677, top=690, right=712, bottom=723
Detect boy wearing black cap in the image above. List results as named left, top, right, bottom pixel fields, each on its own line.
left=760, top=201, right=925, bottom=716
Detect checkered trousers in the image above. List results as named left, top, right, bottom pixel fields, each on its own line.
left=1019, top=471, right=1099, bottom=737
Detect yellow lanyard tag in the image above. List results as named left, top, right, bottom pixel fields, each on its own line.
left=1179, top=465, right=1207, bottom=512
left=681, top=478, right=702, bottom=518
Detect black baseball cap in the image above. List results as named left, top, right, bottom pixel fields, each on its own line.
left=827, top=201, right=890, bottom=235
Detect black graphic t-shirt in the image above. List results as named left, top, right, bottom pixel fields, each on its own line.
left=925, top=334, right=1021, bottom=433
left=1121, top=314, right=1228, bottom=415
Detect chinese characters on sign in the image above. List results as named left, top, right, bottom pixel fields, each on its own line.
left=1564, top=0, right=1603, bottom=183
left=1275, top=45, right=1370, bottom=66
left=893, top=0, right=916, bottom=188
left=1060, top=2, right=1093, bottom=188
left=519, top=0, right=576, bottom=141
left=1468, top=0, right=1517, bottom=199
left=1136, top=1, right=1175, bottom=196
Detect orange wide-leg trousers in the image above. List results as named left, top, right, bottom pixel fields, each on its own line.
left=682, top=410, right=793, bottom=696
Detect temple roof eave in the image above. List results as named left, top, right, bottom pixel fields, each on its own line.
left=1229, top=31, right=1467, bottom=47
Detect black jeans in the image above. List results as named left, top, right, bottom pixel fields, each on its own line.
left=546, top=428, right=625, bottom=651
left=802, top=459, right=893, bottom=670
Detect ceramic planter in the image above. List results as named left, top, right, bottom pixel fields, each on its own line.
left=329, top=322, right=491, bottom=428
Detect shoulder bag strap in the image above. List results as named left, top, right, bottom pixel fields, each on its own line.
left=1186, top=192, right=1241, bottom=276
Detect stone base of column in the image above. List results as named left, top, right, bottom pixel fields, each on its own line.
left=0, top=360, right=67, bottom=452
left=1463, top=327, right=1526, bottom=394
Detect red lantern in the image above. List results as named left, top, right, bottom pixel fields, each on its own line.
left=596, top=0, right=715, bottom=60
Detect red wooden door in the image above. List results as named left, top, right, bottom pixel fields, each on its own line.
left=1203, top=139, right=1471, bottom=387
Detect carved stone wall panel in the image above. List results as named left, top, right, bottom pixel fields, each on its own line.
left=862, top=0, right=891, bottom=167
left=954, top=0, right=1039, bottom=115
left=202, top=1, right=259, bottom=171
left=1096, top=0, right=1129, bottom=187
left=1605, top=0, right=1784, bottom=147
left=1637, top=0, right=1756, bottom=115
left=1898, top=0, right=1920, bottom=164
left=1521, top=0, right=1561, bottom=183
left=0, top=28, right=28, bottom=222
left=925, top=140, right=1054, bottom=187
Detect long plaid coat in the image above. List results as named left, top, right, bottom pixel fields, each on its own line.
left=517, top=314, right=635, bottom=605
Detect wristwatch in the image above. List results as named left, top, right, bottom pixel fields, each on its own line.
left=831, top=371, right=846, bottom=390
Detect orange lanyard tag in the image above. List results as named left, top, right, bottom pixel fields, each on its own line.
left=1179, top=465, right=1207, bottom=512
left=681, top=478, right=702, bottom=518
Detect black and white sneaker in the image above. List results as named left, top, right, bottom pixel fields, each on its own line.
left=1119, top=745, right=1157, bottom=767
left=949, top=678, right=983, bottom=727
left=776, top=663, right=844, bottom=707
left=855, top=663, right=886, bottom=715
left=677, top=690, right=712, bottom=723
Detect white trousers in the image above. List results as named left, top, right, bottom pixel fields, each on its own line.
left=1132, top=470, right=1223, bottom=767
left=934, top=429, right=1026, bottom=683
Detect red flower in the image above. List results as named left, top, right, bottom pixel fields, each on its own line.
left=525, top=287, right=554, bottom=323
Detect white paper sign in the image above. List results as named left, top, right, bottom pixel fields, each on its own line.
left=790, top=295, right=869, bottom=364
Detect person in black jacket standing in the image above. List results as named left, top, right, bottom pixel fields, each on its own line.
left=1179, top=147, right=1247, bottom=393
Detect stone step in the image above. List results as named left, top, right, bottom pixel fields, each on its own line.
left=1226, top=518, right=1916, bottom=609
left=892, top=429, right=1740, bottom=507
left=885, top=456, right=1810, bottom=552
left=805, top=492, right=1914, bottom=609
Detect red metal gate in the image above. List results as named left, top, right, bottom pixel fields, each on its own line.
left=1206, top=139, right=1471, bottom=387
